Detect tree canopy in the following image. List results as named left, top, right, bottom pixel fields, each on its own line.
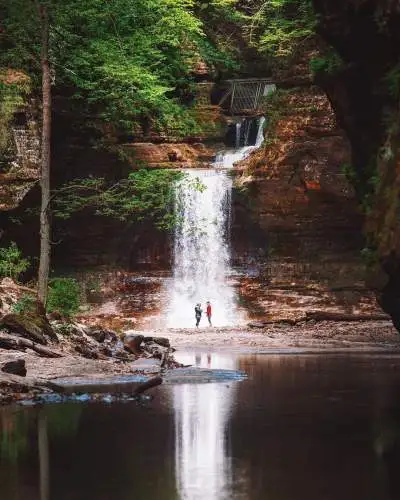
left=0, top=0, right=237, bottom=134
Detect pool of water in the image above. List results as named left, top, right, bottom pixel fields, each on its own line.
left=2, top=351, right=400, bottom=500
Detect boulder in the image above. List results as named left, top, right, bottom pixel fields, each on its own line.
left=143, top=336, right=170, bottom=348
left=75, top=345, right=98, bottom=359
left=123, top=334, right=144, bottom=355
left=143, top=341, right=169, bottom=359
left=1, top=359, right=27, bottom=377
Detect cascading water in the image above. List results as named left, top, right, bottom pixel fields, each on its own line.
left=214, top=116, right=265, bottom=169
left=166, top=117, right=265, bottom=328
left=166, top=169, right=236, bottom=328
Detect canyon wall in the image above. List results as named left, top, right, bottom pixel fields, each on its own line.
left=232, top=47, right=383, bottom=320
left=310, top=0, right=400, bottom=329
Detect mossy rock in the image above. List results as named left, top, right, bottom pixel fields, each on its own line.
left=0, top=313, right=58, bottom=344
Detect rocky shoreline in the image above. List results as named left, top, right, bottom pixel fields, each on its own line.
left=1, top=317, right=399, bottom=406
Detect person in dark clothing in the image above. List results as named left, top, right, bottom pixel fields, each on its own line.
left=206, top=301, right=212, bottom=326
left=195, top=303, right=202, bottom=327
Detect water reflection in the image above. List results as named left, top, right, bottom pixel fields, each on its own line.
left=173, top=352, right=237, bottom=500
left=2, top=354, right=400, bottom=499
left=38, top=412, right=49, bottom=500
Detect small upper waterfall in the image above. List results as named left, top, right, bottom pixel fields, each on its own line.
left=214, top=116, right=265, bottom=169
left=166, top=117, right=265, bottom=328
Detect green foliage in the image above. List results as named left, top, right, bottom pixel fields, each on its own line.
left=46, top=277, right=80, bottom=317
left=0, top=242, right=30, bottom=281
left=310, top=51, right=342, bottom=75
left=360, top=247, right=379, bottom=267
left=341, top=162, right=357, bottom=185
left=52, top=169, right=204, bottom=230
left=248, top=0, right=316, bottom=61
left=261, top=88, right=290, bottom=131
left=385, top=64, right=400, bottom=99
left=1, top=0, right=237, bottom=135
left=53, top=322, right=75, bottom=336
left=12, top=293, right=36, bottom=314
left=193, top=0, right=245, bottom=73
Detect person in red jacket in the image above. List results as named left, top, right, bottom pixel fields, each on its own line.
left=206, top=301, right=212, bottom=326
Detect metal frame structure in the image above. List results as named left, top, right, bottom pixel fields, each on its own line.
left=218, top=78, right=275, bottom=114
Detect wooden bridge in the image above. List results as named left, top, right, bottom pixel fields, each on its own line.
left=218, top=78, right=276, bottom=115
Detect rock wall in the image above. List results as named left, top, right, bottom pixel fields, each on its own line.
left=0, top=71, right=40, bottom=212
left=233, top=73, right=382, bottom=320
left=311, top=0, right=400, bottom=329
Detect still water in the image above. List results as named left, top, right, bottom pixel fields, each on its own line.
left=1, top=352, right=400, bottom=500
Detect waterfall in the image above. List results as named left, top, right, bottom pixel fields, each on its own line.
left=214, top=116, right=265, bottom=169
left=165, top=116, right=265, bottom=328
left=166, top=169, right=236, bottom=328
left=235, top=122, right=241, bottom=149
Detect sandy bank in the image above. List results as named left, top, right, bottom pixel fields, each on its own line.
left=145, top=320, right=400, bottom=351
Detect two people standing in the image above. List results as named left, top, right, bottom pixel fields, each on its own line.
left=195, top=301, right=212, bottom=327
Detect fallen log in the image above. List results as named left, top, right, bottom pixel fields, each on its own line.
left=133, top=375, right=162, bottom=395
left=248, top=312, right=391, bottom=328
left=305, top=311, right=390, bottom=322
left=0, top=334, right=63, bottom=358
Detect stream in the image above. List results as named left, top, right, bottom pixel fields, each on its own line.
left=2, top=351, right=400, bottom=500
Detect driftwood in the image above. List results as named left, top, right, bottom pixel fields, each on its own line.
left=0, top=334, right=63, bottom=358
left=133, top=375, right=162, bottom=395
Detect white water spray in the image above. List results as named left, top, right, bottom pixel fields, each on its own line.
left=166, top=169, right=236, bottom=327
left=214, top=116, right=265, bottom=169
left=166, top=117, right=265, bottom=328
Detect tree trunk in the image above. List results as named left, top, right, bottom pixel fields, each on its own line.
left=37, top=4, right=51, bottom=315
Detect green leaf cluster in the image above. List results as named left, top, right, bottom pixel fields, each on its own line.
left=0, top=0, right=237, bottom=134
left=247, top=0, right=316, bottom=62
left=52, top=169, right=197, bottom=230
left=46, top=277, right=80, bottom=317
left=385, top=63, right=400, bottom=99
left=310, top=51, right=342, bottom=75
left=0, top=242, right=30, bottom=281
left=12, top=293, right=36, bottom=314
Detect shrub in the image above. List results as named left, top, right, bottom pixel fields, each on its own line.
left=0, top=242, right=30, bottom=281
left=47, top=278, right=80, bottom=318
left=310, top=52, right=342, bottom=75
left=12, top=293, right=36, bottom=314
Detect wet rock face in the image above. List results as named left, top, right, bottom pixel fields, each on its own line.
left=311, top=0, right=400, bottom=331
left=122, top=142, right=219, bottom=169
left=232, top=50, right=384, bottom=320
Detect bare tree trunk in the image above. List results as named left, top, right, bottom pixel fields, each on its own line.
left=37, top=4, right=51, bottom=315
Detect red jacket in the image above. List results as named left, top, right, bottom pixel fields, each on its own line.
left=206, top=304, right=212, bottom=316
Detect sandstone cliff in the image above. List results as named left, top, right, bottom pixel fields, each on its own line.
left=311, top=0, right=400, bottom=329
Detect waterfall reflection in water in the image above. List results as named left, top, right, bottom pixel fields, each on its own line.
left=173, top=352, right=238, bottom=500
left=2, top=354, right=400, bottom=499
